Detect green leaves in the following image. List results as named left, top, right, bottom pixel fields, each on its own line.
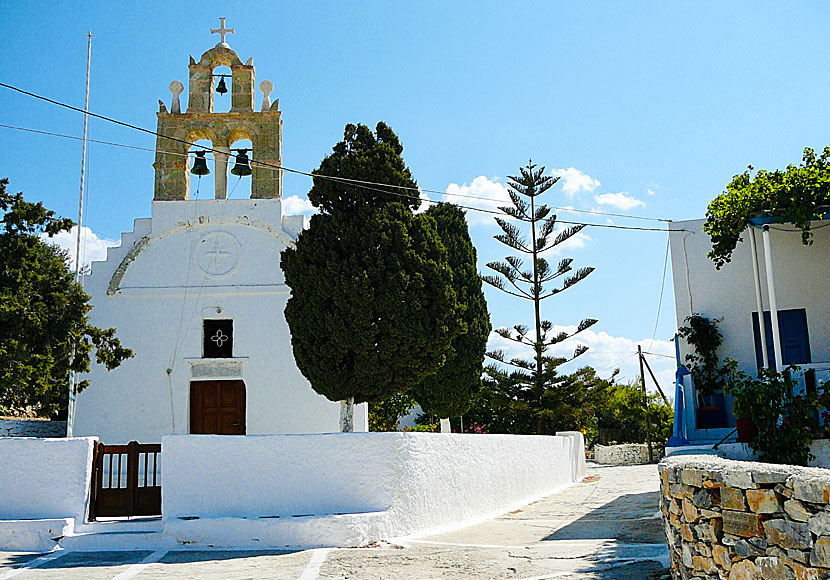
left=308, top=122, right=419, bottom=214
left=282, top=125, right=469, bottom=407
left=410, top=204, right=491, bottom=418
left=0, top=179, right=132, bottom=417
left=479, top=160, right=597, bottom=434
left=704, top=146, right=830, bottom=268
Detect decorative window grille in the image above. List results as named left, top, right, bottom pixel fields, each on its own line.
left=203, top=319, right=233, bottom=358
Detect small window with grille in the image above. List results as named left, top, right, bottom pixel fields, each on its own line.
left=203, top=319, right=233, bottom=358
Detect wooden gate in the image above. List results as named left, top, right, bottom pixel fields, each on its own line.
left=89, top=441, right=161, bottom=520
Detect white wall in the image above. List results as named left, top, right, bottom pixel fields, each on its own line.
left=75, top=199, right=366, bottom=443
left=0, top=437, right=95, bottom=522
left=669, top=219, right=830, bottom=375
left=162, top=432, right=584, bottom=547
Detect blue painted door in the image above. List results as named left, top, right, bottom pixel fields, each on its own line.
left=752, top=309, right=811, bottom=368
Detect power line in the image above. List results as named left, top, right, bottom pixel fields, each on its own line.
left=1, top=121, right=670, bottom=225
left=0, top=82, right=684, bottom=233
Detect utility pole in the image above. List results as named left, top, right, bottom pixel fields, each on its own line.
left=68, top=31, right=93, bottom=438
left=638, top=345, right=654, bottom=463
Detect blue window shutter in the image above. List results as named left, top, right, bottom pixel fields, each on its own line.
left=752, top=309, right=811, bottom=368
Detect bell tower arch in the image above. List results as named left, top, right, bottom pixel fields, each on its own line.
left=153, top=20, right=282, bottom=201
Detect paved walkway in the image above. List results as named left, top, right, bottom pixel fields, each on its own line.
left=0, top=462, right=668, bottom=580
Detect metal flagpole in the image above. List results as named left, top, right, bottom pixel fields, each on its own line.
left=68, top=31, right=93, bottom=437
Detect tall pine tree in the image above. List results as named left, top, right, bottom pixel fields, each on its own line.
left=482, top=161, right=597, bottom=434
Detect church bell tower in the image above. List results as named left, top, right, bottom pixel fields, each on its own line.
left=153, top=18, right=282, bottom=201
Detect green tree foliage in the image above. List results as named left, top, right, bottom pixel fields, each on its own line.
left=282, top=124, right=463, bottom=410
left=0, top=179, right=133, bottom=417
left=704, top=147, right=830, bottom=269
left=307, top=122, right=420, bottom=214
left=481, top=161, right=597, bottom=434
left=466, top=366, right=616, bottom=436
left=410, top=203, right=491, bottom=419
left=594, top=381, right=673, bottom=445
left=368, top=392, right=416, bottom=432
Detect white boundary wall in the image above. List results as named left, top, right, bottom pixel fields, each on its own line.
left=162, top=432, right=585, bottom=548
left=0, top=437, right=95, bottom=551
left=0, top=437, right=95, bottom=522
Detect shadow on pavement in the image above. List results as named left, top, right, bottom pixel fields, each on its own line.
left=9, top=549, right=300, bottom=570
left=543, top=490, right=664, bottom=544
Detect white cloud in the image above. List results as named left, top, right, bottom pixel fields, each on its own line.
left=40, top=225, right=118, bottom=271
left=544, top=222, right=592, bottom=256
left=282, top=195, right=316, bottom=216
left=550, top=167, right=601, bottom=197
left=594, top=192, right=646, bottom=211
left=487, top=326, right=676, bottom=402
left=647, top=188, right=656, bottom=196
left=441, top=176, right=512, bottom=226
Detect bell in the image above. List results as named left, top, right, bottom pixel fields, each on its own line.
left=231, top=149, right=252, bottom=176
left=190, top=151, right=210, bottom=176
left=215, top=76, right=228, bottom=95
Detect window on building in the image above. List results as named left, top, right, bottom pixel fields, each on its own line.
left=203, top=319, right=233, bottom=358
left=752, top=308, right=811, bottom=368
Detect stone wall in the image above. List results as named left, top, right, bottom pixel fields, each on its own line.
left=595, top=443, right=665, bottom=464
left=0, top=419, right=66, bottom=438
left=660, top=454, right=830, bottom=579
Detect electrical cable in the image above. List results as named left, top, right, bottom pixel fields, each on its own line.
left=647, top=233, right=671, bottom=352
left=0, top=83, right=684, bottom=232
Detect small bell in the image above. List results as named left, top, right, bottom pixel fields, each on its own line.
left=190, top=151, right=210, bottom=176
left=231, top=149, right=252, bottom=177
left=215, top=76, right=228, bottom=95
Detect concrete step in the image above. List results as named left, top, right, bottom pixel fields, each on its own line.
left=59, top=529, right=171, bottom=552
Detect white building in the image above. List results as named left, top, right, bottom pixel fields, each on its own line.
left=74, top=30, right=367, bottom=444
left=668, top=217, right=830, bottom=445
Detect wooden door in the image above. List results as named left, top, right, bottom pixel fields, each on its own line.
left=190, top=380, right=246, bottom=435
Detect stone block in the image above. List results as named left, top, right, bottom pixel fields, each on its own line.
left=789, top=562, right=823, bottom=580
left=695, top=488, right=717, bottom=509
left=713, top=544, right=732, bottom=570
left=786, top=549, right=809, bottom=565
left=785, top=500, right=813, bottom=522
left=748, top=489, right=783, bottom=514
left=792, top=480, right=830, bottom=505
left=809, top=512, right=830, bottom=537
left=754, top=471, right=792, bottom=485
left=671, top=498, right=683, bottom=515
left=723, top=509, right=764, bottom=538
left=724, top=470, right=757, bottom=490
left=697, top=541, right=713, bottom=558
left=763, top=519, right=811, bottom=551
left=811, top=536, right=830, bottom=568
left=672, top=483, right=686, bottom=498
left=735, top=539, right=766, bottom=558
left=777, top=484, right=795, bottom=499
left=695, top=554, right=718, bottom=574
left=723, top=488, right=748, bottom=511
left=683, top=543, right=695, bottom=567
left=756, top=556, right=796, bottom=580
left=730, top=560, right=762, bottom=580
left=682, top=523, right=695, bottom=542
left=685, top=498, right=702, bottom=523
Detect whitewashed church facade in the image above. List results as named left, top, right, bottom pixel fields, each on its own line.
left=74, top=27, right=367, bottom=443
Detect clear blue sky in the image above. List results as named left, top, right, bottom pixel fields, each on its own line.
left=2, top=2, right=829, bottom=389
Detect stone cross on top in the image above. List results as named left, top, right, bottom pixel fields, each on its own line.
left=211, top=18, right=235, bottom=46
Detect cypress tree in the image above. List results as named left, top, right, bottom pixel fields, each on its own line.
left=410, top=203, right=491, bottom=429
left=281, top=123, right=462, bottom=430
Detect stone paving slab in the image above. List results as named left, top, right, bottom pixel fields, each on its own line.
left=0, top=462, right=669, bottom=580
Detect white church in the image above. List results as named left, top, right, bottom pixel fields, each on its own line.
left=75, top=24, right=368, bottom=443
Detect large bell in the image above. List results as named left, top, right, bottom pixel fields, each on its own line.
left=231, top=149, right=253, bottom=177
left=215, top=76, right=228, bottom=95
left=190, top=151, right=210, bottom=176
